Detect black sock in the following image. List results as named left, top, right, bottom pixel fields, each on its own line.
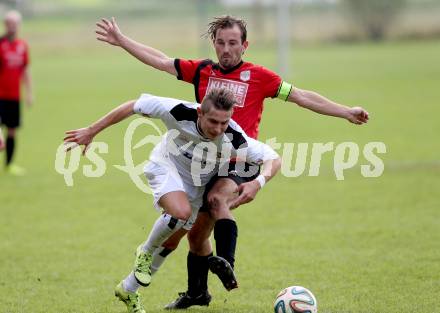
left=6, top=136, right=15, bottom=166
left=214, top=219, right=238, bottom=269
left=187, top=251, right=212, bottom=297
left=199, top=252, right=212, bottom=294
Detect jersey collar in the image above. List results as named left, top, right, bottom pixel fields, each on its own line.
left=214, top=61, right=244, bottom=74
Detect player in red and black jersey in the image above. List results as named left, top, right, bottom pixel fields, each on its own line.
left=96, top=16, right=369, bottom=310
left=0, top=127, right=5, bottom=150
left=0, top=10, right=33, bottom=175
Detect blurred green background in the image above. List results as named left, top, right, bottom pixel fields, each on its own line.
left=0, top=1, right=439, bottom=312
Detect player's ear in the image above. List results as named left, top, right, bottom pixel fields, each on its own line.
left=197, top=107, right=203, bottom=118
left=241, top=40, right=249, bottom=55
left=242, top=40, right=249, bottom=54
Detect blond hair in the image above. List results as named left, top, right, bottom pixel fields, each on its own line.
left=201, top=88, right=236, bottom=113
left=4, top=10, right=22, bottom=23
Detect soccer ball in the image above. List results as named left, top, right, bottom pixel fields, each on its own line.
left=274, top=286, right=318, bottom=313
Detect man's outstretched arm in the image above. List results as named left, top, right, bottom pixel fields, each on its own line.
left=287, top=86, right=369, bottom=125
left=22, top=68, right=33, bottom=107
left=95, top=17, right=177, bottom=76
left=64, top=100, right=136, bottom=154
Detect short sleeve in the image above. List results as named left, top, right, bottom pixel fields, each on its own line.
left=259, top=66, right=283, bottom=98
left=133, top=93, right=180, bottom=120
left=228, top=119, right=279, bottom=164
left=174, top=58, right=203, bottom=83
left=244, top=136, right=279, bottom=165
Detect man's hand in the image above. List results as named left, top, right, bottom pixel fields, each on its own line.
left=229, top=180, right=261, bottom=209
left=346, top=107, right=369, bottom=125
left=96, top=17, right=123, bottom=46
left=64, top=127, right=96, bottom=155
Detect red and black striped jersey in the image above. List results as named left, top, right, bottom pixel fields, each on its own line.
left=174, top=58, right=282, bottom=139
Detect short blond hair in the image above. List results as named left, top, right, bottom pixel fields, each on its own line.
left=5, top=10, right=22, bottom=23
left=201, top=88, right=236, bottom=113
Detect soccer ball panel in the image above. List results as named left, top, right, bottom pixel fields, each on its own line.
left=274, top=286, right=317, bottom=313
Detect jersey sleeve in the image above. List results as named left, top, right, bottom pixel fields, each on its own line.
left=133, top=93, right=180, bottom=122
left=174, top=58, right=203, bottom=83
left=244, top=136, right=279, bottom=165
left=259, top=66, right=283, bottom=98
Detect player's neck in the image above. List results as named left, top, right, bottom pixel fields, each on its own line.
left=6, top=33, right=17, bottom=41
left=218, top=60, right=244, bottom=73
left=196, top=119, right=208, bottom=139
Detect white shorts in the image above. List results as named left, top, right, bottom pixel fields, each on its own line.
left=144, top=159, right=204, bottom=230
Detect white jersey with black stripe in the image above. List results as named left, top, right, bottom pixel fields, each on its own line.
left=133, top=93, right=278, bottom=187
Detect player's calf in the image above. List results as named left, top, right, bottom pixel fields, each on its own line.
left=150, top=228, right=188, bottom=275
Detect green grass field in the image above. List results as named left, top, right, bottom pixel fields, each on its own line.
left=0, top=17, right=439, bottom=313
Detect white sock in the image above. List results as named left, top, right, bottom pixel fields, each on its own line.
left=123, top=271, right=141, bottom=293
left=141, top=213, right=186, bottom=254
left=151, top=246, right=174, bottom=275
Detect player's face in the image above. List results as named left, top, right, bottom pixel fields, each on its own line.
left=214, top=25, right=248, bottom=70
left=197, top=106, right=232, bottom=140
left=5, top=17, right=19, bottom=37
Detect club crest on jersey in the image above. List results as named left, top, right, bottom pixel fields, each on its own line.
left=240, top=70, right=251, bottom=82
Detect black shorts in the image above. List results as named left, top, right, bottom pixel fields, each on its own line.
left=0, top=99, right=20, bottom=128
left=199, top=161, right=260, bottom=212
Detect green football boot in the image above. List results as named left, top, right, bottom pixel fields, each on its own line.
left=114, top=281, right=146, bottom=313
left=133, top=245, right=153, bottom=286
left=7, top=164, right=26, bottom=176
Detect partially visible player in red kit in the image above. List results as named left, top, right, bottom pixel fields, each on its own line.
left=96, top=15, right=369, bottom=310
left=0, top=10, right=33, bottom=175
left=0, top=128, right=5, bottom=151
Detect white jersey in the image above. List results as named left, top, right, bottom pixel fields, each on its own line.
left=133, top=93, right=278, bottom=187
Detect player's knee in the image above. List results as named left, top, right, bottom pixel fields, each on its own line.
left=7, top=128, right=16, bottom=137
left=207, top=193, right=228, bottom=210
left=173, top=206, right=192, bottom=221
left=210, top=204, right=231, bottom=221
left=207, top=193, right=231, bottom=220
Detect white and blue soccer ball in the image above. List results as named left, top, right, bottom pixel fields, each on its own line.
left=274, top=286, right=318, bottom=313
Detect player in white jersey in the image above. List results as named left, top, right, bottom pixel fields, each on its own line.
left=64, top=88, right=281, bottom=313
